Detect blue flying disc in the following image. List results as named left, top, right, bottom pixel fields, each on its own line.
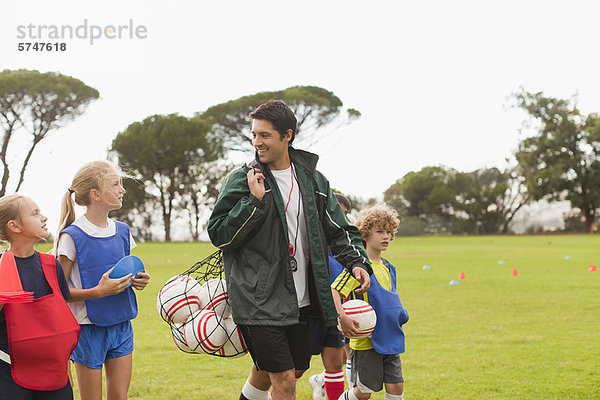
left=109, top=255, right=145, bottom=284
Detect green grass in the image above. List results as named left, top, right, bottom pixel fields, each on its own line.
left=38, top=235, right=600, bottom=399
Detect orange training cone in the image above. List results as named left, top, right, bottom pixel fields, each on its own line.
left=511, top=268, right=518, bottom=276
left=0, top=251, right=33, bottom=303
left=458, top=271, right=465, bottom=280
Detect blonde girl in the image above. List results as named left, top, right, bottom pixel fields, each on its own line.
left=55, top=161, right=150, bottom=400
left=0, top=194, right=79, bottom=399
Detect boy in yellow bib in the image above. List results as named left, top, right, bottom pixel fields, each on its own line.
left=332, top=204, right=407, bottom=400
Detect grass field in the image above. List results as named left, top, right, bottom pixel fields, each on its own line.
left=39, top=234, right=600, bottom=399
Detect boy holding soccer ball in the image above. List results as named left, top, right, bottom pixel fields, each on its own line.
left=331, top=203, right=408, bottom=400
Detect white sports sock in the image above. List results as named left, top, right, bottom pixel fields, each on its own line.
left=241, top=378, right=269, bottom=400
left=346, top=360, right=353, bottom=387
left=385, top=393, right=403, bottom=400
left=337, top=388, right=359, bottom=400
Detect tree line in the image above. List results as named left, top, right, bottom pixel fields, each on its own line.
left=382, top=89, right=599, bottom=235
left=107, top=85, right=359, bottom=241
left=382, top=165, right=527, bottom=235
left=1, top=69, right=598, bottom=239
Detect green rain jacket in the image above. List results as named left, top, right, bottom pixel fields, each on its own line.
left=208, top=147, right=372, bottom=326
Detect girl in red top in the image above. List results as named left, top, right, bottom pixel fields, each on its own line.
left=0, top=194, right=79, bottom=400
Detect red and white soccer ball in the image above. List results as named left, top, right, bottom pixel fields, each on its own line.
left=199, top=278, right=231, bottom=318
left=171, top=323, right=194, bottom=353
left=338, top=299, right=377, bottom=338
left=183, top=309, right=228, bottom=354
left=156, top=275, right=202, bottom=324
left=216, top=317, right=248, bottom=358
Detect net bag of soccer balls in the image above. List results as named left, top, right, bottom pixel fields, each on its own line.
left=156, top=250, right=247, bottom=358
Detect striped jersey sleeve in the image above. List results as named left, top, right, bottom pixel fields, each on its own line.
left=331, top=269, right=360, bottom=299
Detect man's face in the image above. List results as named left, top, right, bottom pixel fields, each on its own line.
left=251, top=119, right=291, bottom=169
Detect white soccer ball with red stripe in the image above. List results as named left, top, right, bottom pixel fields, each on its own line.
left=183, top=309, right=228, bottom=354
left=198, top=278, right=231, bottom=318
left=171, top=323, right=193, bottom=353
left=338, top=299, right=377, bottom=338
left=216, top=317, right=248, bottom=358
left=156, top=275, right=202, bottom=324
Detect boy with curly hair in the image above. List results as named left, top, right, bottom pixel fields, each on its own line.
left=332, top=203, right=408, bottom=400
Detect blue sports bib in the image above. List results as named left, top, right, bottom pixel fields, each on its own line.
left=369, top=258, right=408, bottom=354
left=62, top=221, right=138, bottom=326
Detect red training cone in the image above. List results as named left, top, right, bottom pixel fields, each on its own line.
left=511, top=268, right=518, bottom=276
left=589, top=265, right=597, bottom=272
left=0, top=251, right=23, bottom=292
left=0, top=251, right=33, bottom=303
left=458, top=271, right=465, bottom=280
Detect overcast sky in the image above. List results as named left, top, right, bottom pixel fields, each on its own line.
left=2, top=0, right=600, bottom=236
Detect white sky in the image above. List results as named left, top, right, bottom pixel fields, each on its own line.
left=1, top=0, right=600, bottom=236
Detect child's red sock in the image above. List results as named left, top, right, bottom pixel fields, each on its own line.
left=324, top=370, right=345, bottom=399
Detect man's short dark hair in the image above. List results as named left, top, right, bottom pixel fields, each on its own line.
left=334, top=193, right=351, bottom=212
left=249, top=100, right=298, bottom=145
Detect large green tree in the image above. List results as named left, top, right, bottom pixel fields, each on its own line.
left=384, top=166, right=462, bottom=233
left=385, top=165, right=528, bottom=234
left=495, top=166, right=530, bottom=234
left=0, top=69, right=99, bottom=195
left=515, top=90, right=600, bottom=232
left=385, top=166, right=458, bottom=218
left=109, top=176, right=157, bottom=242
left=197, top=85, right=360, bottom=152
left=111, top=114, right=221, bottom=241
left=181, top=160, right=233, bottom=241
left=456, top=167, right=529, bottom=234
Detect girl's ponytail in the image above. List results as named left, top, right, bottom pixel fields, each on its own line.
left=53, top=189, right=77, bottom=251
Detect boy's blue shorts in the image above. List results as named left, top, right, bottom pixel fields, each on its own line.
left=70, top=321, right=133, bottom=369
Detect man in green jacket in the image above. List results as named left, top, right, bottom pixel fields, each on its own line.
left=208, top=100, right=372, bottom=400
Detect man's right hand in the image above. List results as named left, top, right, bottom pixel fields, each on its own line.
left=247, top=168, right=266, bottom=200
left=352, top=266, right=371, bottom=293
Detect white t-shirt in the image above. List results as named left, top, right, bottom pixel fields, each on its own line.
left=56, top=215, right=136, bottom=324
left=271, top=163, right=310, bottom=308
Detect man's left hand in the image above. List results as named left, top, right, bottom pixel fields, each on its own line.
left=352, top=267, right=370, bottom=293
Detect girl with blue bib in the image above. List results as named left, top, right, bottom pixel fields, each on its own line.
left=55, top=160, right=150, bottom=400
left=332, top=203, right=407, bottom=400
